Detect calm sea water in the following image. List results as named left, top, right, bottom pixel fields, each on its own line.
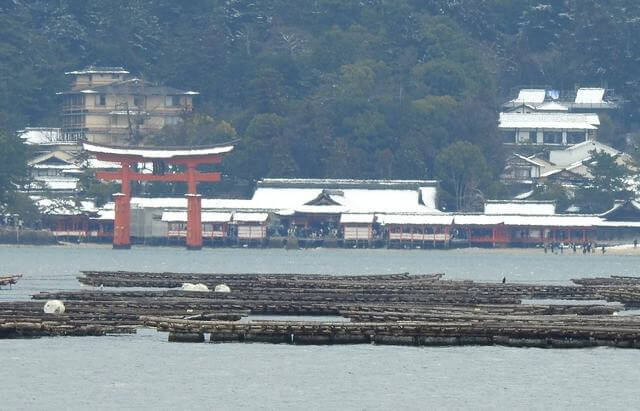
left=1, top=245, right=639, bottom=410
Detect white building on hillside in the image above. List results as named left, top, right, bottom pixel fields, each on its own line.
left=500, top=112, right=600, bottom=146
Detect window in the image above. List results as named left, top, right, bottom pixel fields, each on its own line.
left=112, top=74, right=120, bottom=79
left=567, top=131, right=586, bottom=144
left=529, top=131, right=537, bottom=143
left=166, top=95, right=181, bottom=107
left=133, top=95, right=144, bottom=107
left=543, top=131, right=562, bottom=144
left=64, top=94, right=85, bottom=108
left=96, top=94, right=106, bottom=106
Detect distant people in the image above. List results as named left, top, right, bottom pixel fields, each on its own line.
left=502, top=277, right=506, bottom=284
left=634, top=239, right=638, bottom=248
left=572, top=243, right=577, bottom=253
left=602, top=245, right=606, bottom=254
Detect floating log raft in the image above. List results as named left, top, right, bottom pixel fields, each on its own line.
left=4, top=270, right=640, bottom=346
left=0, top=274, right=22, bottom=288
left=141, top=316, right=640, bottom=349
left=77, top=270, right=445, bottom=290
left=572, top=275, right=640, bottom=286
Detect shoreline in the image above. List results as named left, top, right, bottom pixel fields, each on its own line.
left=2, top=242, right=640, bottom=255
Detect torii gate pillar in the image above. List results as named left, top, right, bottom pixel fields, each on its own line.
left=186, top=194, right=202, bottom=250
left=113, top=193, right=132, bottom=249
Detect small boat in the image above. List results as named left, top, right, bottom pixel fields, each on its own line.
left=0, top=275, right=22, bottom=288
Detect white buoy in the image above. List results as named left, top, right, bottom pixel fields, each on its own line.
left=181, top=283, right=209, bottom=292
left=44, top=300, right=65, bottom=314
left=215, top=284, right=231, bottom=293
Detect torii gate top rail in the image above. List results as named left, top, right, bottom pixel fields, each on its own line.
left=83, top=141, right=237, bottom=249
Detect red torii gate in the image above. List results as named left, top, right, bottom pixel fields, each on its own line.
left=83, top=142, right=236, bottom=249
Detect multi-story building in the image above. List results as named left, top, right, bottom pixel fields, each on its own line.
left=59, top=66, right=198, bottom=144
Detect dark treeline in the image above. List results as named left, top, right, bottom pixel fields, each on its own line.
left=2, top=1, right=640, bottom=207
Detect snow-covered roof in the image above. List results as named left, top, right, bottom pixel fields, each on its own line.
left=484, top=201, right=556, bottom=215
left=233, top=212, right=269, bottom=223
left=596, top=221, right=640, bottom=228
left=600, top=200, right=640, bottom=218
left=32, top=197, right=97, bottom=216
left=292, top=205, right=347, bottom=214
left=536, top=101, right=569, bottom=111
left=499, top=112, right=599, bottom=130
left=91, top=209, right=115, bottom=221
left=161, top=211, right=232, bottom=223
left=377, top=214, right=454, bottom=225
left=514, top=190, right=534, bottom=200
left=83, top=142, right=236, bottom=159
left=340, top=214, right=375, bottom=224
left=548, top=140, right=620, bottom=167
left=28, top=150, right=75, bottom=166
left=66, top=67, right=129, bottom=75
left=453, top=215, right=506, bottom=226
left=575, top=88, right=605, bottom=104
left=502, top=215, right=602, bottom=227
left=453, top=214, right=601, bottom=227
left=511, top=89, right=546, bottom=105
left=250, top=181, right=439, bottom=213
left=27, top=177, right=79, bottom=191
left=18, top=128, right=75, bottom=146
left=82, top=158, right=121, bottom=169
left=513, top=154, right=545, bottom=168
left=129, top=197, right=258, bottom=210
left=539, top=162, right=586, bottom=178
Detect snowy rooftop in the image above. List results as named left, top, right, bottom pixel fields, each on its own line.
left=252, top=179, right=439, bottom=212
left=377, top=214, right=454, bottom=226
left=575, top=88, right=605, bottom=104
left=499, top=112, right=600, bottom=130
left=83, top=142, right=236, bottom=159
left=511, top=89, right=546, bottom=105
left=484, top=201, right=556, bottom=216
left=536, top=101, right=569, bottom=111
left=32, top=197, right=97, bottom=216
left=233, top=212, right=269, bottom=223
left=161, top=211, right=232, bottom=223
left=18, top=128, right=76, bottom=146
left=339, top=214, right=376, bottom=224
left=66, top=66, right=129, bottom=75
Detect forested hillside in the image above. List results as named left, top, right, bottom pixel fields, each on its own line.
left=2, top=1, right=640, bottom=197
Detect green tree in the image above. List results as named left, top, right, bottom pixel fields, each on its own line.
left=531, top=182, right=572, bottom=213
left=435, top=141, right=494, bottom=211
left=0, top=130, right=29, bottom=205
left=574, top=150, right=634, bottom=213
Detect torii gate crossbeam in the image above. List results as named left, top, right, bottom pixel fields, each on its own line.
left=83, top=142, right=236, bottom=250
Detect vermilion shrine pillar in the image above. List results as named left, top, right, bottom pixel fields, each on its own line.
left=186, top=194, right=202, bottom=250
left=113, top=193, right=131, bottom=249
